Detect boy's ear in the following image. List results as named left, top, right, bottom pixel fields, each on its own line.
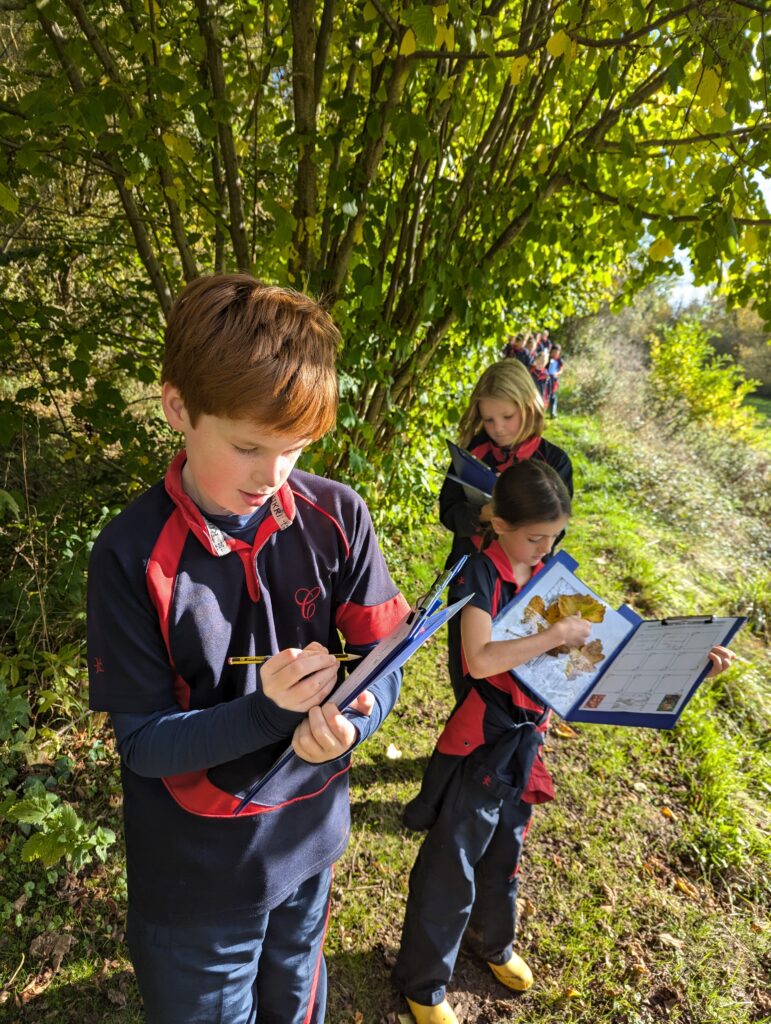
left=161, top=382, right=190, bottom=431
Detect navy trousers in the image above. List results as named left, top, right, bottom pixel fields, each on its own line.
left=394, top=759, right=532, bottom=1007
left=127, top=867, right=331, bottom=1024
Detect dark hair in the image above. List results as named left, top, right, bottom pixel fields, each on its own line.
left=482, top=460, right=571, bottom=547
left=162, top=274, right=339, bottom=435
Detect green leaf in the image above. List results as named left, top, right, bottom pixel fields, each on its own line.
left=0, top=182, right=19, bottom=214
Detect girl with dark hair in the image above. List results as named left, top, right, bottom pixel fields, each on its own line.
left=394, top=461, right=590, bottom=1024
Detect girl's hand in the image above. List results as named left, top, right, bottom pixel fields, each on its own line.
left=551, top=614, right=592, bottom=648
left=292, top=702, right=359, bottom=763
left=479, top=501, right=494, bottom=524
left=260, top=642, right=339, bottom=713
left=706, top=645, right=736, bottom=677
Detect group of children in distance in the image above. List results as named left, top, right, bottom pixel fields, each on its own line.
left=502, top=328, right=564, bottom=418
left=88, top=276, right=736, bottom=1024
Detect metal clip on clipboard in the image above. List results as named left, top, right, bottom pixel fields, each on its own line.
left=660, top=615, right=714, bottom=626
left=406, top=555, right=468, bottom=637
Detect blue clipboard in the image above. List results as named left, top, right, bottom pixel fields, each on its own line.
left=233, top=557, right=470, bottom=813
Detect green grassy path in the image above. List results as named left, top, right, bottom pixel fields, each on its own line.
left=2, top=411, right=769, bottom=1023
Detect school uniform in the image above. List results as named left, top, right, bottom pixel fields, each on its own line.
left=88, top=451, right=409, bottom=1023
left=547, top=356, right=564, bottom=416
left=438, top=431, right=572, bottom=700
left=394, top=542, right=552, bottom=1008
left=530, top=366, right=550, bottom=405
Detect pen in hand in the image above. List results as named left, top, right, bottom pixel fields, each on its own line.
left=228, top=653, right=361, bottom=666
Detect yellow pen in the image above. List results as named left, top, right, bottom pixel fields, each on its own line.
left=227, top=653, right=361, bottom=666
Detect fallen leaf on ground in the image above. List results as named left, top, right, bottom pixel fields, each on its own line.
left=516, top=896, right=537, bottom=918
left=658, top=932, right=685, bottom=950
left=629, top=962, right=651, bottom=981
left=674, top=876, right=699, bottom=899
left=28, top=932, right=75, bottom=972
left=564, top=986, right=582, bottom=998
left=385, top=743, right=402, bottom=759
left=660, top=805, right=677, bottom=820
left=552, top=721, right=579, bottom=739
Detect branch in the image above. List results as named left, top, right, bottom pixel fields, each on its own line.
left=195, top=0, right=251, bottom=271
left=289, top=0, right=319, bottom=278
left=579, top=182, right=771, bottom=225
left=324, top=56, right=409, bottom=302
left=36, top=10, right=173, bottom=314
left=597, top=122, right=771, bottom=150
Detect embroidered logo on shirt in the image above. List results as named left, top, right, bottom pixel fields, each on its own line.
left=93, top=657, right=104, bottom=674
left=270, top=495, right=292, bottom=531
left=205, top=521, right=231, bottom=556
left=295, top=586, right=321, bottom=621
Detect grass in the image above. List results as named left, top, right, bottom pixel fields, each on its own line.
left=2, top=407, right=770, bottom=1023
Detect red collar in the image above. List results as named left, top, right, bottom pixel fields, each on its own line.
left=164, top=450, right=296, bottom=559
left=487, top=433, right=542, bottom=468
left=483, top=539, right=543, bottom=589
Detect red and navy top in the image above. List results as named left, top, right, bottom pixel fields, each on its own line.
left=438, top=540, right=554, bottom=803
left=88, top=451, right=409, bottom=926
left=439, top=429, right=573, bottom=567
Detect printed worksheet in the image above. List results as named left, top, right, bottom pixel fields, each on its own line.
left=578, top=618, right=733, bottom=716
left=491, top=559, right=635, bottom=717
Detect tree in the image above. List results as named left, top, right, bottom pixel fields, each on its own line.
left=1, top=0, right=770, bottom=483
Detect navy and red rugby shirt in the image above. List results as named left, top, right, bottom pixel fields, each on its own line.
left=438, top=541, right=554, bottom=803
left=88, top=451, right=409, bottom=926
left=439, top=429, right=573, bottom=568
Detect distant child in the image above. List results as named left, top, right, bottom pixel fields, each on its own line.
left=87, top=274, right=409, bottom=1024
left=395, top=461, right=735, bottom=1024
left=529, top=350, right=549, bottom=405
left=546, top=343, right=564, bottom=418
left=502, top=332, right=530, bottom=367
left=439, top=360, right=573, bottom=700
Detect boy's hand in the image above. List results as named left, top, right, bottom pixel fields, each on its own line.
left=292, top=700, right=365, bottom=763
left=706, top=645, right=736, bottom=677
left=260, top=642, right=340, bottom=713
left=551, top=614, right=592, bottom=647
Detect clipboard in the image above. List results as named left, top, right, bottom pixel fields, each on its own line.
left=446, top=440, right=496, bottom=504
left=491, top=551, right=745, bottom=729
left=233, top=556, right=471, bottom=813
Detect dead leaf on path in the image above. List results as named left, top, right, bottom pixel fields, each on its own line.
left=107, top=989, right=128, bottom=1007
left=516, top=896, right=537, bottom=919
left=29, top=932, right=75, bottom=971
left=628, top=962, right=651, bottom=982
left=19, top=968, right=53, bottom=1003
left=750, top=920, right=767, bottom=934
left=658, top=932, right=685, bottom=950
left=660, top=805, right=677, bottom=820
left=552, top=721, right=579, bottom=739
left=674, top=876, right=699, bottom=899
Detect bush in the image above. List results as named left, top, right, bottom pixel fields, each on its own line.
left=648, top=319, right=762, bottom=439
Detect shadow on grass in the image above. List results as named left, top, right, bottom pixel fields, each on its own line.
left=7, top=969, right=143, bottom=1024
left=349, top=754, right=429, bottom=787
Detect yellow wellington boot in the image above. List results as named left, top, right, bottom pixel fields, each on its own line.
left=487, top=951, right=534, bottom=992
left=405, top=996, right=459, bottom=1024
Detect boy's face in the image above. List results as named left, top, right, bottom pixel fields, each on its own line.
left=162, top=384, right=311, bottom=516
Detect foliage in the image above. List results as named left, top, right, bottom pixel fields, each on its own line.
left=2, top=0, right=770, bottom=489
left=648, top=317, right=762, bottom=438
left=1, top=782, right=116, bottom=871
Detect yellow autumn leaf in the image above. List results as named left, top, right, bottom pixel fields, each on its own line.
left=552, top=721, right=579, bottom=739
left=399, top=28, right=416, bottom=56
left=565, top=986, right=582, bottom=998
left=556, top=593, right=606, bottom=622
left=649, top=236, right=674, bottom=261
left=675, top=876, right=699, bottom=899
left=510, top=55, right=528, bottom=85
left=697, top=67, right=721, bottom=106
left=743, top=226, right=759, bottom=253
left=546, top=30, right=571, bottom=60
left=660, top=805, right=676, bottom=820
